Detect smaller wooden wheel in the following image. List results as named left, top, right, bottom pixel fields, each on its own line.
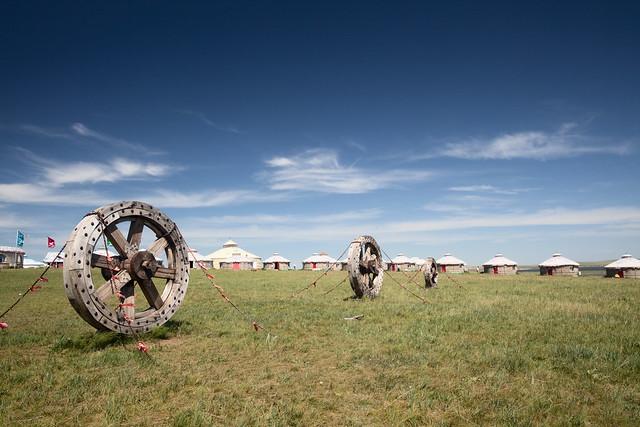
left=63, top=201, right=189, bottom=334
left=422, top=257, right=438, bottom=288
left=347, top=235, right=384, bottom=298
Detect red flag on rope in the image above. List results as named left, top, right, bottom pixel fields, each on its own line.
left=0, top=322, right=8, bottom=330
left=47, top=237, right=56, bottom=248
left=137, top=341, right=149, bottom=353
left=30, top=285, right=43, bottom=292
left=38, top=277, right=49, bottom=282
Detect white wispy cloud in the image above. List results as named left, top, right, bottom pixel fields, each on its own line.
left=70, top=123, right=165, bottom=155
left=16, top=148, right=172, bottom=186
left=0, top=183, right=110, bottom=206
left=264, top=149, right=431, bottom=193
left=448, top=184, right=534, bottom=195
left=388, top=206, right=640, bottom=233
left=176, top=110, right=242, bottom=134
left=433, top=123, right=629, bottom=160
left=179, top=206, right=640, bottom=246
left=143, top=190, right=288, bottom=208
left=20, top=124, right=74, bottom=140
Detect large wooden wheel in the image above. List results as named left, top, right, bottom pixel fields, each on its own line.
left=422, top=257, right=438, bottom=288
left=63, top=201, right=189, bottom=334
left=347, top=235, right=384, bottom=298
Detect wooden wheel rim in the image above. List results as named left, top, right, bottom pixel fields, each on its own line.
left=347, top=235, right=384, bottom=299
left=63, top=201, right=189, bottom=333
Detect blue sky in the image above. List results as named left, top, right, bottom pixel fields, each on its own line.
left=1, top=1, right=639, bottom=266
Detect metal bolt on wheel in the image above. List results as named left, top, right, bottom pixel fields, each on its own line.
left=63, top=201, right=190, bottom=333
left=347, top=235, right=384, bottom=298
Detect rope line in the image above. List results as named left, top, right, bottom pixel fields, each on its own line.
left=0, top=243, right=67, bottom=321
left=186, top=247, right=272, bottom=335
left=379, top=248, right=429, bottom=303
left=321, top=277, right=348, bottom=296
left=290, top=244, right=350, bottom=298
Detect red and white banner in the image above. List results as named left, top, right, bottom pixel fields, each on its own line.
left=47, top=236, right=56, bottom=248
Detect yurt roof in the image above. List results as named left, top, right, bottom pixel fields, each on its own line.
left=264, top=253, right=290, bottom=263
left=436, top=253, right=466, bottom=266
left=483, top=253, right=518, bottom=267
left=206, top=242, right=261, bottom=261
left=391, top=253, right=413, bottom=264
left=539, top=253, right=579, bottom=267
left=0, top=246, right=25, bottom=254
left=605, top=254, right=640, bottom=269
left=303, top=253, right=337, bottom=263
left=43, top=251, right=64, bottom=263
left=187, top=249, right=208, bottom=262
left=410, top=257, right=426, bottom=265
left=23, top=258, right=46, bottom=267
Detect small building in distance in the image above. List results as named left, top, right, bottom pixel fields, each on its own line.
left=219, top=254, right=255, bottom=271
left=206, top=240, right=262, bottom=269
left=188, top=249, right=213, bottom=269
left=436, top=253, right=466, bottom=274
left=389, top=254, right=414, bottom=271
left=539, top=253, right=580, bottom=276
left=43, top=251, right=64, bottom=268
left=302, top=252, right=338, bottom=271
left=23, top=258, right=46, bottom=268
left=263, top=253, right=291, bottom=271
left=605, top=254, right=640, bottom=279
left=0, top=246, right=25, bottom=269
left=483, top=253, right=518, bottom=275
left=338, top=258, right=349, bottom=271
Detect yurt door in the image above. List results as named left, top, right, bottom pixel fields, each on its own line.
left=312, top=262, right=317, bottom=269
left=233, top=262, right=240, bottom=270
left=441, top=265, right=446, bottom=273
left=619, top=270, right=624, bottom=278
left=275, top=262, right=280, bottom=270
left=493, top=266, right=498, bottom=274
left=548, top=267, right=553, bottom=276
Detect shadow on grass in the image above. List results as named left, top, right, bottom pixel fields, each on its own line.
left=51, top=319, right=192, bottom=352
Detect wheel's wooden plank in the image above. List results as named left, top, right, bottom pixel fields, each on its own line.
left=153, top=267, right=176, bottom=280
left=138, top=278, right=163, bottom=310
left=104, top=224, right=130, bottom=257
left=147, top=236, right=168, bottom=257
left=94, top=271, right=132, bottom=302
left=127, top=217, right=145, bottom=249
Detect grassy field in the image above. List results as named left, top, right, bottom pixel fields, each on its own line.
left=1, top=268, right=639, bottom=426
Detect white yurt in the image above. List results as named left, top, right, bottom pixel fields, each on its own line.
left=605, top=254, right=640, bottom=279
left=0, top=246, right=25, bottom=269
left=482, top=253, right=518, bottom=275
left=43, top=251, right=64, bottom=268
left=389, top=254, right=414, bottom=272
left=188, top=249, right=213, bottom=269
left=436, top=253, right=466, bottom=274
left=538, top=253, right=580, bottom=276
left=23, top=258, right=46, bottom=268
left=263, top=253, right=291, bottom=271
left=302, top=253, right=339, bottom=271
left=206, top=240, right=262, bottom=269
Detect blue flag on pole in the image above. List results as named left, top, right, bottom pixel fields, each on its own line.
left=16, top=230, right=25, bottom=247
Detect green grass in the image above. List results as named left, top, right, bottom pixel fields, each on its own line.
left=1, top=268, right=639, bottom=426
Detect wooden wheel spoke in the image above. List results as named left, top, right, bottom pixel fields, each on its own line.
left=147, top=236, right=168, bottom=257
left=91, top=253, right=121, bottom=270
left=94, top=271, right=132, bottom=302
left=138, top=278, right=164, bottom=310
left=104, top=224, right=131, bottom=257
left=154, top=266, right=176, bottom=280
left=127, top=217, right=145, bottom=249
